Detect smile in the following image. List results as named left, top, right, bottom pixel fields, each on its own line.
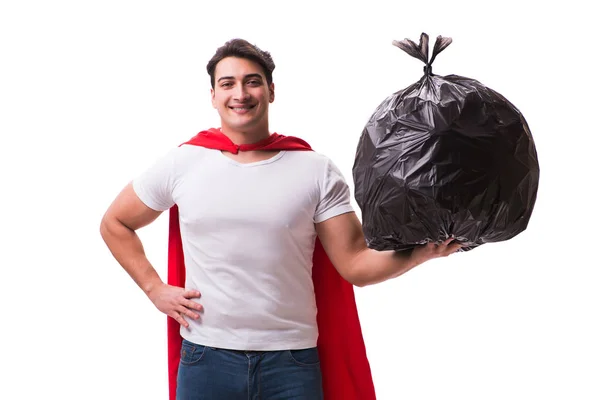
left=229, top=105, right=256, bottom=113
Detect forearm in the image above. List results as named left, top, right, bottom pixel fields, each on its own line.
left=100, top=218, right=163, bottom=296
left=349, top=248, right=419, bottom=287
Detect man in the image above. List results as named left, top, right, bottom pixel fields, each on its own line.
left=100, top=38, right=462, bottom=399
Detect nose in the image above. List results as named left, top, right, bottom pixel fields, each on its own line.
left=233, top=84, right=250, bottom=102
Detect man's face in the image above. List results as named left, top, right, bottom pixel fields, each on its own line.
left=211, top=57, right=275, bottom=133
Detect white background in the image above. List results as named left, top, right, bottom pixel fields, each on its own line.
left=1, top=0, right=598, bottom=399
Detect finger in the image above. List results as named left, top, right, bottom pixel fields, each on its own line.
left=184, top=299, right=203, bottom=312
left=183, top=290, right=201, bottom=299
left=448, top=243, right=463, bottom=254
left=442, top=237, right=455, bottom=246
left=170, top=311, right=189, bottom=328
left=177, top=306, right=200, bottom=320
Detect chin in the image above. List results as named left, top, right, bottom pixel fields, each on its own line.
left=226, top=118, right=264, bottom=131
left=221, top=123, right=254, bottom=134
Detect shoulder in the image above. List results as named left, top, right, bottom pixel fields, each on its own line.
left=175, top=143, right=214, bottom=157
left=282, top=150, right=347, bottom=183
left=282, top=150, right=335, bottom=168
left=140, top=145, right=216, bottom=178
left=163, top=144, right=215, bottom=167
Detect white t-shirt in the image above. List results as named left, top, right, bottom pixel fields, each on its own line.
left=133, top=144, right=354, bottom=351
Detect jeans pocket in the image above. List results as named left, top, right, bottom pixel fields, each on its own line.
left=287, top=347, right=320, bottom=367
left=180, top=340, right=207, bottom=365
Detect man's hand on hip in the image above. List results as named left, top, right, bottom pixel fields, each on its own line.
left=148, top=284, right=203, bottom=328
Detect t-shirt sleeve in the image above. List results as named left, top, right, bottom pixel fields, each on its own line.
left=132, top=148, right=177, bottom=211
left=314, top=158, right=355, bottom=223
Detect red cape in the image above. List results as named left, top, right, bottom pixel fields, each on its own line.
left=167, top=128, right=376, bottom=399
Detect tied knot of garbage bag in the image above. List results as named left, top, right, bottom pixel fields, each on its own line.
left=392, top=32, right=452, bottom=77
left=352, top=33, right=540, bottom=252
left=423, top=64, right=432, bottom=75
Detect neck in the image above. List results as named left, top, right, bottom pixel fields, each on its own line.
left=220, top=124, right=270, bottom=145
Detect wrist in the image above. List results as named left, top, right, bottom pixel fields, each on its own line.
left=143, top=278, right=164, bottom=299
left=407, top=247, right=426, bottom=268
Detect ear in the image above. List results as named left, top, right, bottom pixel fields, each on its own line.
left=211, top=88, right=216, bottom=109
left=269, top=82, right=275, bottom=103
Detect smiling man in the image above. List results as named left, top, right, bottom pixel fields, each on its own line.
left=100, top=38, right=462, bottom=400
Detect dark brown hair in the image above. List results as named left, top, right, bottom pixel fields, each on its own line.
left=206, top=39, right=275, bottom=88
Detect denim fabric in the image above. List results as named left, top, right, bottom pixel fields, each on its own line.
left=177, top=339, right=324, bottom=400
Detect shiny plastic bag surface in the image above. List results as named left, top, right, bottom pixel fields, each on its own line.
left=353, top=33, right=539, bottom=251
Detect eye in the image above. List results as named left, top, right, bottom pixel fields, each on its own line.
left=247, top=80, right=261, bottom=86
left=220, top=82, right=233, bottom=88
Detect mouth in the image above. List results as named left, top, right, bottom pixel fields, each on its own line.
left=228, top=104, right=256, bottom=114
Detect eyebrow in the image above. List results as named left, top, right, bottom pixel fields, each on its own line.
left=217, top=73, right=264, bottom=82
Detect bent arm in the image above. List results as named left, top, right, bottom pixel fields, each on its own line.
left=316, top=212, right=461, bottom=287
left=100, top=182, right=164, bottom=295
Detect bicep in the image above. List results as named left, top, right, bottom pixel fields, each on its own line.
left=315, top=212, right=367, bottom=281
left=103, top=182, right=163, bottom=231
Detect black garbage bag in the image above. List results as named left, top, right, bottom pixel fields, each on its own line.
left=352, top=33, right=539, bottom=252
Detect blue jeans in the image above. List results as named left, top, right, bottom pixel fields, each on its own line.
left=176, top=339, right=324, bottom=400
